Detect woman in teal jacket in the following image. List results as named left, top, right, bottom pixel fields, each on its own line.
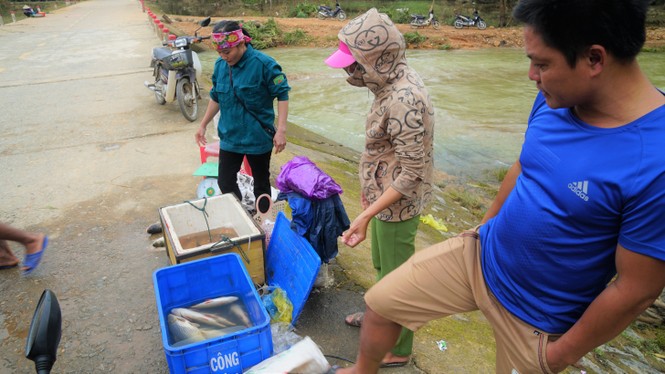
left=195, top=21, right=290, bottom=212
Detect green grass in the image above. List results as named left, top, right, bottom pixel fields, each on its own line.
left=288, top=2, right=318, bottom=18
left=445, top=187, right=486, bottom=219
left=242, top=18, right=282, bottom=49
left=403, top=31, right=427, bottom=46
left=490, top=166, right=510, bottom=183
left=642, top=45, right=665, bottom=53
left=0, top=0, right=72, bottom=23
left=126, top=0, right=665, bottom=30
left=283, top=28, right=312, bottom=46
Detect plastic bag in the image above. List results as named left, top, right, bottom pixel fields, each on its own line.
left=270, top=322, right=302, bottom=354
left=237, top=172, right=255, bottom=213
left=260, top=286, right=293, bottom=324
left=275, top=156, right=343, bottom=200
left=245, top=336, right=330, bottom=373
left=420, top=213, right=448, bottom=232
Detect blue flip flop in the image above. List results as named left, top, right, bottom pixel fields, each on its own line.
left=380, top=361, right=409, bottom=368
left=22, top=236, right=48, bottom=276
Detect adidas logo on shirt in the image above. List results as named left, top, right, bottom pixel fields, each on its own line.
left=568, top=180, right=589, bottom=201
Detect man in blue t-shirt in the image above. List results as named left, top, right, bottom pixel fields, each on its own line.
left=332, top=1, right=665, bottom=373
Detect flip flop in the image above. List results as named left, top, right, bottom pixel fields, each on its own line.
left=22, top=236, right=48, bottom=276
left=324, top=365, right=340, bottom=373
left=380, top=360, right=409, bottom=368
left=344, top=312, right=364, bottom=328
left=0, top=264, right=18, bottom=270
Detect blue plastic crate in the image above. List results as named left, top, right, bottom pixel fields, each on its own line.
left=265, top=211, right=321, bottom=324
left=153, top=253, right=272, bottom=373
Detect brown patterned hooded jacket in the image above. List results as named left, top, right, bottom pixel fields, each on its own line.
left=339, top=8, right=435, bottom=222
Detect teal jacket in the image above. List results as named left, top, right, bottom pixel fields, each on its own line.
left=210, top=45, right=290, bottom=154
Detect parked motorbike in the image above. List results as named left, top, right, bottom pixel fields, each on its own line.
left=317, top=2, right=346, bottom=20
left=144, top=17, right=212, bottom=122
left=25, top=289, right=61, bottom=374
left=22, top=5, right=46, bottom=17
left=410, top=9, right=440, bottom=29
left=454, top=10, right=487, bottom=30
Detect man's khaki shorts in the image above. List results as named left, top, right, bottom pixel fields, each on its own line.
left=365, top=228, right=560, bottom=373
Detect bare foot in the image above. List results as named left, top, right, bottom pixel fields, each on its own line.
left=0, top=259, right=20, bottom=267
left=21, top=234, right=47, bottom=274
left=381, top=352, right=410, bottom=366
left=0, top=256, right=19, bottom=267
left=0, top=240, right=20, bottom=267
left=24, top=234, right=46, bottom=256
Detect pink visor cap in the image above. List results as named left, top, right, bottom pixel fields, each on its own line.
left=325, top=41, right=356, bottom=68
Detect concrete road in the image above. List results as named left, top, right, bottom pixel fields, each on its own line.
left=0, top=1, right=426, bottom=373
left=0, top=0, right=201, bottom=226
left=0, top=1, right=217, bottom=372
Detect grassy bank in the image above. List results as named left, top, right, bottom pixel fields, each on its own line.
left=0, top=0, right=78, bottom=23
left=143, top=0, right=665, bottom=29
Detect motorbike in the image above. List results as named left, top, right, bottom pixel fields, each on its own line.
left=144, top=17, right=212, bottom=122
left=22, top=5, right=46, bottom=17
left=25, top=289, right=62, bottom=374
left=454, top=10, right=487, bottom=30
left=317, top=2, right=346, bottom=20
left=410, top=9, right=440, bottom=29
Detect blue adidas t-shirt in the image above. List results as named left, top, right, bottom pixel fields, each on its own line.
left=480, top=92, right=665, bottom=334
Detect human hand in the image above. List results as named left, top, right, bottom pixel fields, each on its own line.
left=341, top=216, right=369, bottom=248
left=545, top=340, right=574, bottom=373
left=342, top=230, right=364, bottom=247
left=273, top=130, right=286, bottom=153
left=195, top=125, right=207, bottom=147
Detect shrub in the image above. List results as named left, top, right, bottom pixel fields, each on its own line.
left=390, top=8, right=412, bottom=24
left=283, top=29, right=311, bottom=45
left=243, top=18, right=282, bottom=50
left=403, top=31, right=427, bottom=46
left=289, top=2, right=317, bottom=18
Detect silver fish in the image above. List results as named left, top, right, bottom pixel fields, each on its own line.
left=167, top=313, right=205, bottom=344
left=229, top=304, right=252, bottom=327
left=190, top=296, right=239, bottom=309
left=171, top=307, right=234, bottom=328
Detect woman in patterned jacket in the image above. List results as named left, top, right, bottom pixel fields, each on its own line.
left=324, top=8, right=435, bottom=368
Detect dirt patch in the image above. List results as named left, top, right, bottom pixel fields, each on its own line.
left=166, top=15, right=665, bottom=51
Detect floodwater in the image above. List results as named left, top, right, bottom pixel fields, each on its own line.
left=201, top=47, right=665, bottom=183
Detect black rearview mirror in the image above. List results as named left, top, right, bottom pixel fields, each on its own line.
left=25, top=289, right=61, bottom=374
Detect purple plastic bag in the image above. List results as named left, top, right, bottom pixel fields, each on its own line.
left=276, top=156, right=343, bottom=200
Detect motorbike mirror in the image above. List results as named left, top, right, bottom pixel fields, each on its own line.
left=25, top=289, right=62, bottom=374
left=194, top=17, right=212, bottom=37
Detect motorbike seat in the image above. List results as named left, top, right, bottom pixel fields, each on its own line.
left=320, top=5, right=332, bottom=11
left=411, top=14, right=425, bottom=20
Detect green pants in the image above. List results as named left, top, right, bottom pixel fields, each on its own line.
left=370, top=215, right=420, bottom=357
